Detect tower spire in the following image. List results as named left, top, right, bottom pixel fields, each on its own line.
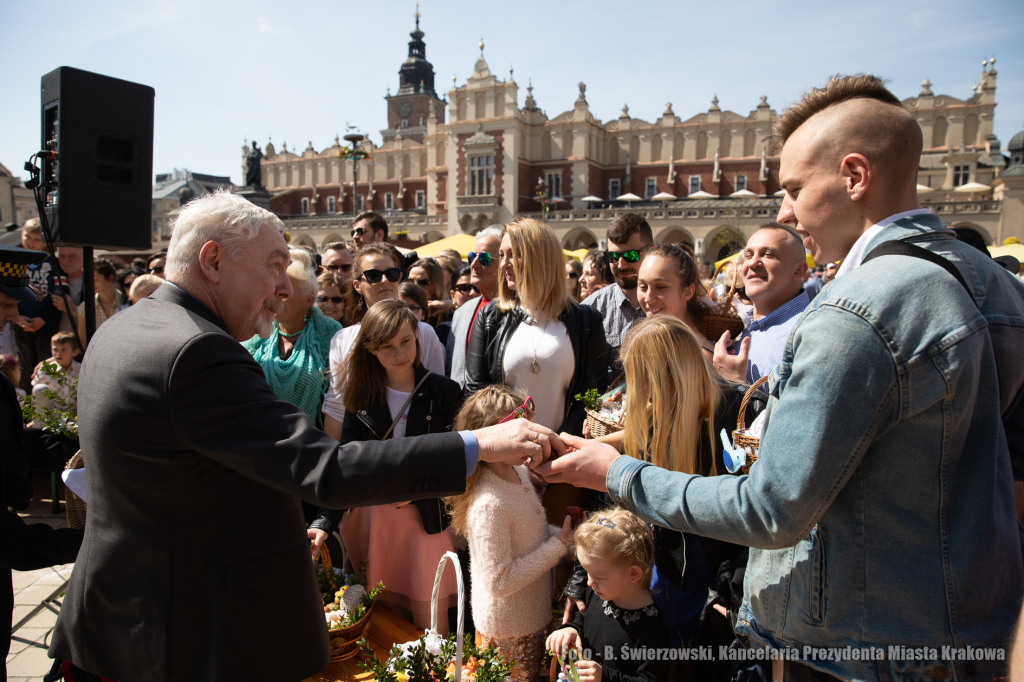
left=414, top=2, right=420, bottom=30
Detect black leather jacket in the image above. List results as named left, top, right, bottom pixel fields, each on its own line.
left=464, top=300, right=607, bottom=436
left=339, top=365, right=463, bottom=534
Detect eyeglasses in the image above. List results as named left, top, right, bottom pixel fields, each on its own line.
left=467, top=252, right=493, bottom=267
left=351, top=227, right=367, bottom=237
left=411, top=278, right=431, bottom=288
left=604, top=245, right=652, bottom=264
left=324, top=263, right=353, bottom=273
left=567, top=272, right=579, bottom=279
left=360, top=268, right=404, bottom=284
left=316, top=294, right=345, bottom=305
left=497, top=396, right=536, bottom=424
left=149, top=266, right=164, bottom=274
left=406, top=304, right=423, bottom=314
left=454, top=283, right=479, bottom=295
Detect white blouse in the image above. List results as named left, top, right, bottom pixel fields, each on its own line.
left=501, top=317, right=574, bottom=430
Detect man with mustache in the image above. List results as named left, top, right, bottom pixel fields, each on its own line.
left=581, top=213, right=652, bottom=383
left=48, top=191, right=564, bottom=682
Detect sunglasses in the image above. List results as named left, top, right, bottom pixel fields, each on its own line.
left=411, top=278, right=431, bottom=288
left=360, top=268, right=404, bottom=284
left=567, top=272, right=579, bottom=279
left=316, top=294, right=345, bottom=305
left=454, top=283, right=479, bottom=295
left=467, top=252, right=493, bottom=266
left=324, top=263, right=353, bottom=273
left=497, top=396, right=536, bottom=424
left=351, top=227, right=367, bottom=237
left=604, top=245, right=652, bottom=264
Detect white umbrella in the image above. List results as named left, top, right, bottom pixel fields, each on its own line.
left=581, top=195, right=604, bottom=202
left=729, top=189, right=757, bottom=198
left=916, top=184, right=934, bottom=193
left=651, top=192, right=677, bottom=201
left=616, top=192, right=642, bottom=202
left=774, top=189, right=786, bottom=197
left=687, top=190, right=717, bottom=199
left=954, top=181, right=991, bottom=192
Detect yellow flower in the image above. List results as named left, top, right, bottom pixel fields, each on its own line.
left=394, top=673, right=408, bottom=682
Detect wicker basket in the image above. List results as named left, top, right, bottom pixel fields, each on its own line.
left=585, top=409, right=623, bottom=438
left=701, top=262, right=746, bottom=342
left=64, top=451, right=86, bottom=530
left=731, top=376, right=770, bottom=474
left=319, top=543, right=375, bottom=662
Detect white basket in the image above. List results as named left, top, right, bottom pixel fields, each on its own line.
left=393, top=551, right=467, bottom=680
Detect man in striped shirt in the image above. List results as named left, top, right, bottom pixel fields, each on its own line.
left=713, top=223, right=810, bottom=386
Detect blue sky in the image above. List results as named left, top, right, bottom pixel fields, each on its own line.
left=2, top=0, right=1022, bottom=185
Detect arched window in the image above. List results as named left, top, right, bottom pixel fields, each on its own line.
left=674, top=133, right=685, bottom=160
left=629, top=136, right=640, bottom=162
left=475, top=94, right=486, bottom=120
left=387, top=155, right=395, bottom=180
left=744, top=129, right=756, bottom=157
left=541, top=131, right=552, bottom=159
left=437, top=141, right=446, bottom=166
left=420, top=153, right=427, bottom=175
left=720, top=131, right=732, bottom=158
left=651, top=134, right=662, bottom=162
left=608, top=138, right=619, bottom=165
left=932, top=117, right=948, bottom=149
left=402, top=155, right=411, bottom=178
left=696, top=131, right=708, bottom=160
left=457, top=97, right=467, bottom=121
left=562, top=130, right=574, bottom=158
left=963, top=114, right=979, bottom=147
left=401, top=119, right=409, bottom=129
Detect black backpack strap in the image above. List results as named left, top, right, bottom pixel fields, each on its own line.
left=862, top=240, right=977, bottom=306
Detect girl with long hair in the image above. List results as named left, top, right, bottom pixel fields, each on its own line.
left=445, top=385, right=572, bottom=682
left=636, top=244, right=715, bottom=360
left=337, top=299, right=463, bottom=634
left=322, top=244, right=447, bottom=440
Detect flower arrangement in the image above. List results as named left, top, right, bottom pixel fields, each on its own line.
left=357, top=632, right=514, bottom=682
left=19, top=360, right=78, bottom=438
left=321, top=560, right=385, bottom=630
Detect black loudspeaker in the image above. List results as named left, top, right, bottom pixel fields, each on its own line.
left=40, top=66, right=155, bottom=249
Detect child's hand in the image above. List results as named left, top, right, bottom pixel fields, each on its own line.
left=545, top=627, right=581, bottom=658
left=557, top=515, right=574, bottom=547
left=577, top=659, right=602, bottom=682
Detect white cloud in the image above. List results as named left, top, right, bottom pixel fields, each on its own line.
left=257, top=16, right=289, bottom=34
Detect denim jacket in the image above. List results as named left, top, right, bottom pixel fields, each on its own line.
left=606, top=214, right=1024, bottom=681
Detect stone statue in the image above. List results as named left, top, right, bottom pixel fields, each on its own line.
left=245, top=141, right=264, bottom=188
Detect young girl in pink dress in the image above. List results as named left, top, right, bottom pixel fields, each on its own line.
left=337, top=299, right=464, bottom=633
left=446, top=386, right=574, bottom=681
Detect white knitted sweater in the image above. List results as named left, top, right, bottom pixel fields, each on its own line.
left=465, top=465, right=567, bottom=638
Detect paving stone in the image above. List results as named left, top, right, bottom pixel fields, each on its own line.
left=5, top=641, right=55, bottom=677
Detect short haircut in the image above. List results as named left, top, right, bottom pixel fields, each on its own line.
left=583, top=248, right=613, bottom=285
left=322, top=241, right=350, bottom=255
left=51, top=331, right=76, bottom=347
left=439, top=248, right=462, bottom=262
left=166, top=190, right=284, bottom=281
left=750, top=222, right=806, bottom=264
left=93, top=257, right=117, bottom=280
left=607, top=213, right=653, bottom=246
left=574, top=507, right=656, bottom=588
left=286, top=248, right=318, bottom=297
left=475, top=225, right=504, bottom=243
left=22, top=218, right=41, bottom=235
left=774, top=74, right=922, bottom=187
left=451, top=263, right=471, bottom=286
left=129, top=274, right=163, bottom=301
left=354, top=211, right=388, bottom=239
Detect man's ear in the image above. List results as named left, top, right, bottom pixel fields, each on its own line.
left=198, top=241, right=224, bottom=284
left=841, top=153, right=871, bottom=202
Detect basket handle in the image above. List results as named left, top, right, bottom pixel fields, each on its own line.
left=430, top=551, right=465, bottom=681
left=712, top=261, right=740, bottom=306
left=736, top=375, right=771, bottom=431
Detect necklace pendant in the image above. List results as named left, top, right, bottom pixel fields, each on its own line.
left=530, top=360, right=540, bottom=374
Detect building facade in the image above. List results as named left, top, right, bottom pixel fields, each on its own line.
left=258, top=18, right=1020, bottom=261
left=152, top=169, right=234, bottom=241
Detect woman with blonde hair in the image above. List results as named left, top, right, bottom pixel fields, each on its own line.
left=465, top=218, right=606, bottom=437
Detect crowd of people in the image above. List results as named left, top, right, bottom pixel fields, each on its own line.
left=1, top=73, right=1023, bottom=682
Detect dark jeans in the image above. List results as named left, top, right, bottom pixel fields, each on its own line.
left=784, top=661, right=843, bottom=682
left=12, top=325, right=56, bottom=393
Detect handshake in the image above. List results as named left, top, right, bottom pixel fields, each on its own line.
left=472, top=419, right=620, bottom=492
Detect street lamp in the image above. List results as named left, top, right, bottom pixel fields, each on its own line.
left=341, top=133, right=369, bottom=215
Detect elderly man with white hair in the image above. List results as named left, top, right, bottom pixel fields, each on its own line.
left=48, top=191, right=564, bottom=682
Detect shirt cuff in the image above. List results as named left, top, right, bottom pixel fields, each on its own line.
left=458, top=430, right=479, bottom=476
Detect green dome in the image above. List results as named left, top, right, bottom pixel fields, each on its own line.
left=1009, top=127, right=1024, bottom=153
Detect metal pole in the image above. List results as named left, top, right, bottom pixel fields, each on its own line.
left=83, top=246, right=96, bottom=342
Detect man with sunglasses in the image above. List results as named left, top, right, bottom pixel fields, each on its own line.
left=580, top=213, right=653, bottom=384
left=449, top=225, right=503, bottom=388
left=321, top=242, right=354, bottom=284
left=351, top=210, right=420, bottom=269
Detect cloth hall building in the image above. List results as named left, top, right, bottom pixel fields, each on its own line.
left=253, top=16, right=1023, bottom=263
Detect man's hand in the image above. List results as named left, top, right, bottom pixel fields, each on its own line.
left=534, top=434, right=619, bottom=491
left=577, top=659, right=603, bottom=682
left=20, top=317, right=45, bottom=333
left=307, top=528, right=328, bottom=557
left=713, top=330, right=750, bottom=382
left=473, top=420, right=565, bottom=469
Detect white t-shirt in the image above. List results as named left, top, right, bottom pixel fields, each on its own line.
left=501, top=318, right=574, bottom=430
left=322, top=320, right=445, bottom=422
left=385, top=387, right=413, bottom=439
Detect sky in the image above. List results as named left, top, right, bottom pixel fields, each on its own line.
left=1, top=0, right=1022, bottom=186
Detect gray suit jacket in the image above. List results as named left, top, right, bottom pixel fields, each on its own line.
left=449, top=295, right=481, bottom=389
left=49, top=284, right=467, bottom=682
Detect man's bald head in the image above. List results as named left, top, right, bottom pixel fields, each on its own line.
left=775, top=75, right=922, bottom=191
